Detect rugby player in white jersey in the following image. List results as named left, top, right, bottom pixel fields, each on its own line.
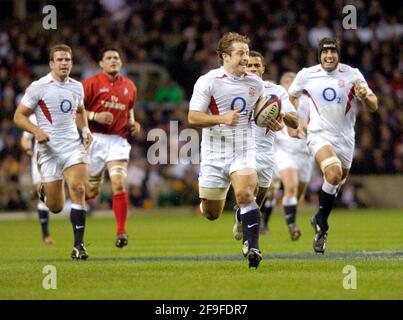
left=288, top=38, right=378, bottom=253
left=235, top=51, right=297, bottom=253
left=20, top=114, right=54, bottom=245
left=275, top=72, right=314, bottom=241
left=14, top=44, right=93, bottom=260
left=188, top=33, right=266, bottom=268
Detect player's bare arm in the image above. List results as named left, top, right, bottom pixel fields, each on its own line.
left=128, top=109, right=141, bottom=136
left=14, top=104, right=49, bottom=144
left=286, top=96, right=300, bottom=136
left=76, top=105, right=93, bottom=149
left=188, top=109, right=240, bottom=127
left=288, top=118, right=308, bottom=139
left=354, top=82, right=378, bottom=112
left=20, top=135, right=33, bottom=156
left=88, top=110, right=114, bottom=125
left=289, top=95, right=299, bottom=108
left=283, top=111, right=298, bottom=129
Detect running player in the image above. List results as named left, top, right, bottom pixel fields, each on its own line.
left=14, top=44, right=92, bottom=259
left=288, top=38, right=378, bottom=253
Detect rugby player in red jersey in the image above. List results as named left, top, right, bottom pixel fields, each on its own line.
left=82, top=48, right=140, bottom=248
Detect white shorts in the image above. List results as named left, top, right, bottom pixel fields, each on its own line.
left=307, top=132, right=354, bottom=169
left=199, top=129, right=256, bottom=190
left=37, top=141, right=88, bottom=183
left=256, top=153, right=275, bottom=188
left=272, top=161, right=280, bottom=181
left=199, top=157, right=256, bottom=189
left=277, top=149, right=314, bottom=183
left=89, top=133, right=131, bottom=177
left=31, top=152, right=41, bottom=185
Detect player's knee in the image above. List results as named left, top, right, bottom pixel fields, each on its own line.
left=70, top=182, right=86, bottom=198
left=111, top=180, right=126, bottom=193
left=325, top=166, right=342, bottom=185
left=235, top=190, right=254, bottom=206
left=86, top=186, right=100, bottom=199
left=87, top=176, right=104, bottom=199
left=109, top=166, right=127, bottom=193
left=284, top=184, right=298, bottom=197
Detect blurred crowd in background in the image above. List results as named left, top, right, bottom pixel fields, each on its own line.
left=0, top=0, right=401, bottom=211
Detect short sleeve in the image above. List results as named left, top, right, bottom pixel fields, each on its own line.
left=20, top=82, right=40, bottom=109
left=278, top=85, right=296, bottom=113
left=189, top=75, right=212, bottom=112
left=288, top=68, right=307, bottom=98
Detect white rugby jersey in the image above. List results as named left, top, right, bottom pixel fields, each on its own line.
left=288, top=63, right=373, bottom=136
left=21, top=73, right=84, bottom=153
left=189, top=67, right=264, bottom=131
left=276, top=94, right=310, bottom=155
left=190, top=67, right=264, bottom=162
left=254, top=81, right=296, bottom=152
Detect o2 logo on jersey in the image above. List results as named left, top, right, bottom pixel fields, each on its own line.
left=230, top=96, right=247, bottom=115
left=60, top=99, right=73, bottom=113
left=322, top=87, right=337, bottom=102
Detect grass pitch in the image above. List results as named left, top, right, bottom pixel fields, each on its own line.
left=0, top=208, right=402, bottom=300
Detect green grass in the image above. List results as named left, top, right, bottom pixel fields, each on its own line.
left=0, top=208, right=402, bottom=300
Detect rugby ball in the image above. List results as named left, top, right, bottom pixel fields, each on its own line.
left=254, top=94, right=282, bottom=127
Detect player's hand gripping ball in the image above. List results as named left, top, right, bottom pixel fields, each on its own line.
left=254, top=94, right=282, bottom=127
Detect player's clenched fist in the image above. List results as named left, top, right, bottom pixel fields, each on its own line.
left=354, top=82, right=368, bottom=99
left=81, top=127, right=93, bottom=150
left=265, top=110, right=285, bottom=132
left=128, top=121, right=141, bottom=136
left=222, top=108, right=241, bottom=126
left=35, top=128, right=50, bottom=144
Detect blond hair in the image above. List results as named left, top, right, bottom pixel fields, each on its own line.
left=216, top=32, right=249, bottom=64
left=49, top=44, right=72, bottom=61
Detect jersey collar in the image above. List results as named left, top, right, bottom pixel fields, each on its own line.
left=48, top=72, right=71, bottom=84
left=220, top=66, right=246, bottom=80
left=320, top=63, right=340, bottom=75
left=100, top=71, right=122, bottom=83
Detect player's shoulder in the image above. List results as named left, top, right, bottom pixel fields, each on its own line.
left=263, top=80, right=281, bottom=90
left=263, top=81, right=286, bottom=94
left=82, top=71, right=102, bottom=84
left=194, top=68, right=220, bottom=88
left=67, top=77, right=84, bottom=92
left=201, top=67, right=224, bottom=80
left=32, top=73, right=53, bottom=87
left=25, top=74, right=52, bottom=93
left=68, top=76, right=83, bottom=86
left=121, top=75, right=136, bottom=88
left=263, top=80, right=276, bottom=87
left=245, top=72, right=264, bottom=86
left=305, top=64, right=322, bottom=74
left=337, top=63, right=359, bottom=74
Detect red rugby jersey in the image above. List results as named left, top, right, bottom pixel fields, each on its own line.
left=82, top=72, right=137, bottom=138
